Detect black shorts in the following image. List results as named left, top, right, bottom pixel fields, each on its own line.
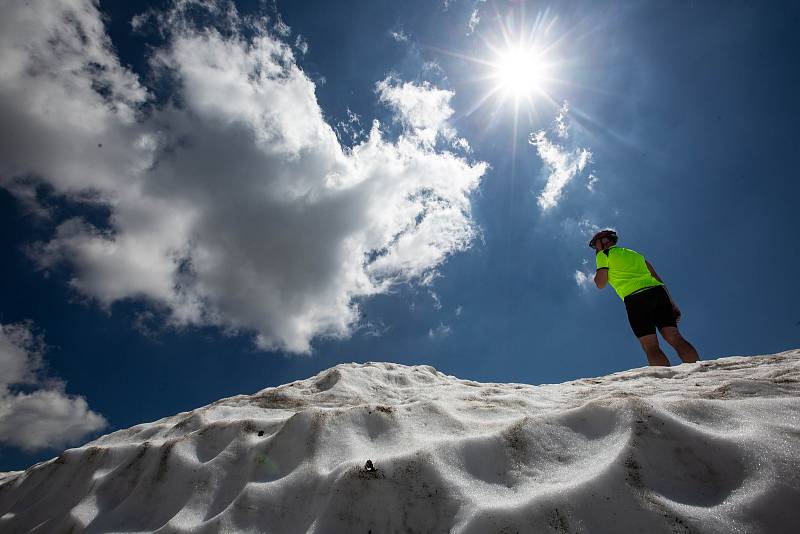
left=623, top=285, right=677, bottom=338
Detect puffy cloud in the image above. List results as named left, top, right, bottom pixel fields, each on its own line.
left=0, top=0, right=152, bottom=195
left=0, top=323, right=43, bottom=388
left=376, top=76, right=457, bottom=148
left=0, top=390, right=107, bottom=453
left=0, top=0, right=487, bottom=353
left=0, top=323, right=107, bottom=452
left=530, top=103, right=593, bottom=210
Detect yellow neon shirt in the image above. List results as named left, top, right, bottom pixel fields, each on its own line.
left=595, top=246, right=663, bottom=300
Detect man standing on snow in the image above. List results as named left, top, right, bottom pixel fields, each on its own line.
left=590, top=230, right=699, bottom=366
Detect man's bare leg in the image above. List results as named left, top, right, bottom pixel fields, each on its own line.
left=638, top=334, right=671, bottom=366
left=659, top=327, right=700, bottom=363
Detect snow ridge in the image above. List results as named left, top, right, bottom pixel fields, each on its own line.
left=1, top=352, right=799, bottom=533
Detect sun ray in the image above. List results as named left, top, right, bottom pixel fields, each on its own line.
left=438, top=7, right=569, bottom=132
left=462, top=85, right=505, bottom=118
left=422, top=5, right=594, bottom=142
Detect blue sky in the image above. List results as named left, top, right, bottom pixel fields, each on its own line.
left=1, top=0, right=798, bottom=471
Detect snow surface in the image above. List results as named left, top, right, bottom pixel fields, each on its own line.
left=1, top=351, right=799, bottom=533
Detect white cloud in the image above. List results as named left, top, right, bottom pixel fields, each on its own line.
left=429, top=290, right=442, bottom=310
left=531, top=131, right=592, bottom=210
left=422, top=61, right=446, bottom=77
left=554, top=101, right=570, bottom=139
left=0, top=0, right=487, bottom=354
left=359, top=319, right=391, bottom=339
left=376, top=76, right=457, bottom=148
left=274, top=18, right=291, bottom=37
left=530, top=102, right=595, bottom=210
left=1, top=179, right=52, bottom=220
left=0, top=0, right=151, bottom=195
left=452, top=136, right=472, bottom=154
left=574, top=269, right=592, bottom=289
left=528, top=100, right=599, bottom=210
left=427, top=322, right=451, bottom=338
left=0, top=323, right=43, bottom=388
left=455, top=305, right=463, bottom=316
left=336, top=108, right=366, bottom=144
left=530, top=103, right=594, bottom=210
left=467, top=9, right=480, bottom=35
left=390, top=30, right=409, bottom=42
left=587, top=172, right=599, bottom=191
left=0, top=323, right=107, bottom=452
left=419, top=270, right=441, bottom=287
left=576, top=218, right=602, bottom=238
left=295, top=35, right=309, bottom=55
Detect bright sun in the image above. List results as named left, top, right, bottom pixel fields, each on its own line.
left=492, top=46, right=548, bottom=98
left=435, top=7, right=565, bottom=129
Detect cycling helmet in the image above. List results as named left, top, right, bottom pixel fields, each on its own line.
left=589, top=229, right=618, bottom=248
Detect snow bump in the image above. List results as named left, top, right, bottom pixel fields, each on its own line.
left=0, top=351, right=799, bottom=533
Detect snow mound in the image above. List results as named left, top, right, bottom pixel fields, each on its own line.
left=1, top=351, right=799, bottom=533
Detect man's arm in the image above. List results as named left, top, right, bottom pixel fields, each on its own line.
left=645, top=260, right=664, bottom=283
left=594, top=268, right=608, bottom=288
left=646, top=260, right=682, bottom=322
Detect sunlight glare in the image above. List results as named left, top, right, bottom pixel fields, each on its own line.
left=494, top=46, right=546, bottom=97
left=434, top=6, right=568, bottom=133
